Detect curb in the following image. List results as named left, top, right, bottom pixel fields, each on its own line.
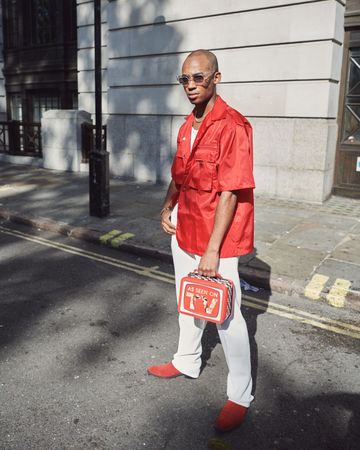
left=0, top=207, right=173, bottom=261
left=1, top=207, right=359, bottom=311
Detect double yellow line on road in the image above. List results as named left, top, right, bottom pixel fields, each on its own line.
left=241, top=298, right=360, bottom=339
left=1, top=225, right=360, bottom=340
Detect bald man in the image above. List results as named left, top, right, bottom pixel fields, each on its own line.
left=148, top=50, right=255, bottom=432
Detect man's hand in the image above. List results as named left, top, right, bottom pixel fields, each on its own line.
left=197, top=190, right=238, bottom=277
left=198, top=248, right=219, bottom=277
left=160, top=180, right=178, bottom=236
left=161, top=209, right=176, bottom=235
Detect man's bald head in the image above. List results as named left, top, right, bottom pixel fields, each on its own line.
left=180, top=49, right=221, bottom=106
left=184, top=49, right=219, bottom=73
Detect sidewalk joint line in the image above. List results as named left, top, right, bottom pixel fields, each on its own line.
left=327, top=257, right=360, bottom=268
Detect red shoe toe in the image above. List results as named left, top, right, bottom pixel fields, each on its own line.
left=214, top=400, right=248, bottom=432
left=147, top=362, right=183, bottom=378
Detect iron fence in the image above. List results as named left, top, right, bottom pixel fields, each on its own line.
left=81, top=122, right=107, bottom=163
left=0, top=120, right=42, bottom=157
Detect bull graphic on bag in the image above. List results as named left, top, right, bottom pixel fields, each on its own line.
left=186, top=290, right=219, bottom=315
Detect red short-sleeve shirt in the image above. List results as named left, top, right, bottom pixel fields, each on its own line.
left=171, top=96, right=255, bottom=258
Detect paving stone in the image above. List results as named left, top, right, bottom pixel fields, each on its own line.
left=307, top=213, right=359, bottom=230
left=254, top=206, right=311, bottom=223
left=255, top=195, right=360, bottom=217
left=332, top=235, right=360, bottom=266
left=280, top=222, right=348, bottom=253
left=248, top=243, right=326, bottom=279
left=351, top=222, right=360, bottom=234
left=254, top=220, right=294, bottom=243
left=239, top=241, right=272, bottom=266
left=247, top=256, right=272, bottom=273
left=315, top=259, right=360, bottom=291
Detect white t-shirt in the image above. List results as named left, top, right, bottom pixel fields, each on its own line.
left=191, top=127, right=198, bottom=151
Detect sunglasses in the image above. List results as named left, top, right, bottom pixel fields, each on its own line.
left=177, top=71, right=216, bottom=86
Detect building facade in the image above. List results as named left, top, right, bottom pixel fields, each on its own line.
left=1, top=0, right=78, bottom=122
left=1, top=0, right=360, bottom=202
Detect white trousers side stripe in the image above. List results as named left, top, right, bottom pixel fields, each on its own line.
left=170, top=205, right=253, bottom=407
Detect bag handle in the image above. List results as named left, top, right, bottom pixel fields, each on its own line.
left=190, top=270, right=222, bottom=279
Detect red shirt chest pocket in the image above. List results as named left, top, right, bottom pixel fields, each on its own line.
left=186, top=145, right=217, bottom=192
left=172, top=154, right=186, bottom=185
left=171, top=136, right=189, bottom=185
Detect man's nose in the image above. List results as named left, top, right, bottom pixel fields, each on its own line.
left=187, top=79, right=197, bottom=89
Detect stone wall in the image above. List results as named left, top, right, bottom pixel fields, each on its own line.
left=81, top=0, right=346, bottom=202
left=77, top=0, right=108, bottom=118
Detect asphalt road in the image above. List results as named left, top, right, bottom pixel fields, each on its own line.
left=0, top=222, right=359, bottom=450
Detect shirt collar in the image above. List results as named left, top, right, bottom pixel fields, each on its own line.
left=184, top=95, right=228, bottom=123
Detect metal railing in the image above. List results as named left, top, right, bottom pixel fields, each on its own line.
left=81, top=122, right=107, bottom=163
left=0, top=120, right=42, bottom=157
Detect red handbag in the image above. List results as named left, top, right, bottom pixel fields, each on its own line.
left=178, top=272, right=234, bottom=324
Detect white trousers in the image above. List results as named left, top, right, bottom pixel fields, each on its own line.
left=170, top=205, right=253, bottom=407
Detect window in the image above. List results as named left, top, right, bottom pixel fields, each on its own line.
left=32, top=93, right=60, bottom=122
left=72, top=91, right=78, bottom=110
left=3, top=0, right=19, bottom=48
left=2, top=0, right=77, bottom=125
left=334, top=28, right=360, bottom=197
left=9, top=94, right=23, bottom=120
left=342, top=49, right=360, bottom=144
left=30, top=0, right=58, bottom=45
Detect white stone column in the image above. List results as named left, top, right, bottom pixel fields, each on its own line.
left=41, top=110, right=92, bottom=172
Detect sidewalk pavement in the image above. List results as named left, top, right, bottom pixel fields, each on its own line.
left=1, top=162, right=359, bottom=311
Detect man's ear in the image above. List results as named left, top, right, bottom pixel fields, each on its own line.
left=213, top=72, right=222, bottom=85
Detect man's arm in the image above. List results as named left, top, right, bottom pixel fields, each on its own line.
left=160, top=179, right=178, bottom=235
left=198, top=190, right=238, bottom=276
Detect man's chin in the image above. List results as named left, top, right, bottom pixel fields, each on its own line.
left=188, top=97, right=201, bottom=104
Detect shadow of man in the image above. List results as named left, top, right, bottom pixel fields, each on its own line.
left=107, top=9, right=183, bottom=184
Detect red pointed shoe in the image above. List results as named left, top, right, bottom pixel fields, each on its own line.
left=214, top=400, right=248, bottom=432
left=147, top=362, right=183, bottom=378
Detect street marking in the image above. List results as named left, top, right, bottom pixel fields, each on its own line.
left=99, top=230, right=122, bottom=244
left=99, top=229, right=135, bottom=247
left=304, top=274, right=329, bottom=300
left=110, top=232, right=135, bottom=247
left=326, top=278, right=352, bottom=308
left=241, top=300, right=360, bottom=340
left=0, top=225, right=174, bottom=284
left=1, top=225, right=359, bottom=340
left=245, top=296, right=360, bottom=334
